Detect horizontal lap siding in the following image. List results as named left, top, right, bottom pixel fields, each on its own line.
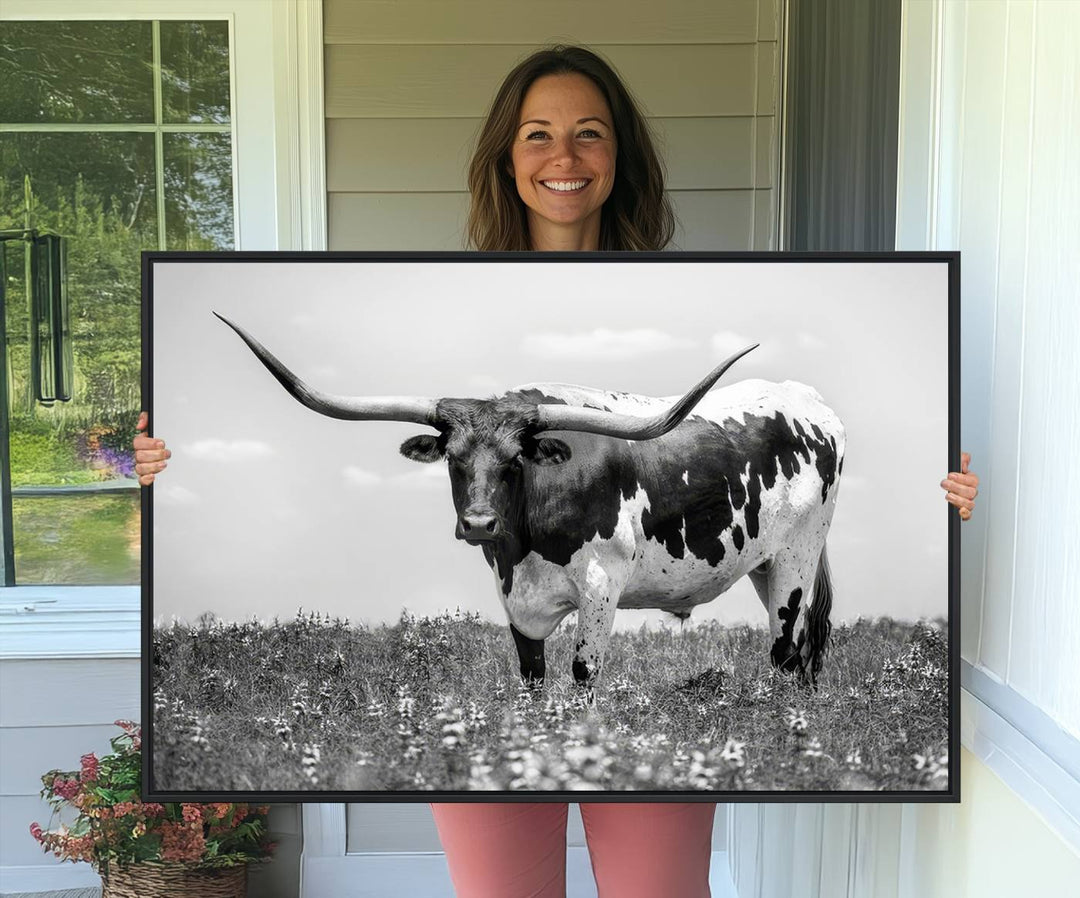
left=324, top=0, right=781, bottom=252
left=0, top=658, right=139, bottom=868
left=324, top=0, right=760, bottom=45
left=325, top=45, right=761, bottom=118
left=327, top=117, right=770, bottom=192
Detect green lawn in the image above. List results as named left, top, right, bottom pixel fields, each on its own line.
left=13, top=493, right=140, bottom=584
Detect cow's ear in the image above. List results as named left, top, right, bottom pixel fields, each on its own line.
left=526, top=436, right=572, bottom=466
left=400, top=434, right=444, bottom=463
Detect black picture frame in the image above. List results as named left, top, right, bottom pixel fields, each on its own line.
left=143, top=250, right=960, bottom=803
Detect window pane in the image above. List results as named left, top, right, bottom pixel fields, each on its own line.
left=160, top=21, right=232, bottom=124
left=164, top=133, right=235, bottom=249
left=12, top=493, right=140, bottom=585
left=2, top=132, right=154, bottom=498
left=0, top=21, right=154, bottom=124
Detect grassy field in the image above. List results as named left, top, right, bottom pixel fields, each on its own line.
left=152, top=609, right=949, bottom=794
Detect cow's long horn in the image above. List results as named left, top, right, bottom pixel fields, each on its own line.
left=534, top=344, right=758, bottom=439
left=214, top=312, right=439, bottom=425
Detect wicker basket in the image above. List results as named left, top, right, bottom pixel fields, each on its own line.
left=100, top=862, right=247, bottom=898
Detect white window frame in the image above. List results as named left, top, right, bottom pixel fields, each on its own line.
left=0, top=0, right=326, bottom=660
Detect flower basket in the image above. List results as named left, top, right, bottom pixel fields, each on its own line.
left=30, top=721, right=274, bottom=891
left=101, top=861, right=247, bottom=898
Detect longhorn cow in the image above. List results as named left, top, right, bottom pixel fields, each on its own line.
left=216, top=313, right=845, bottom=687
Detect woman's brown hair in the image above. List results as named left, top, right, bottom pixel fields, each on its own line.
left=466, top=46, right=675, bottom=251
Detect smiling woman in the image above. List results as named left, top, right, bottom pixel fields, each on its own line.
left=466, top=45, right=674, bottom=252
left=509, top=73, right=617, bottom=249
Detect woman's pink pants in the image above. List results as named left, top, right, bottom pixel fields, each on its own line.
left=430, top=802, right=716, bottom=898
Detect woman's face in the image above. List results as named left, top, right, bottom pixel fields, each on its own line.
left=509, top=73, right=617, bottom=241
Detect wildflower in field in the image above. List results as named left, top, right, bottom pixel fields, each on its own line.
left=507, top=748, right=566, bottom=791
left=189, top=719, right=210, bottom=752
left=542, top=699, right=567, bottom=726
left=564, top=742, right=611, bottom=784
left=785, top=708, right=809, bottom=733
left=845, top=748, right=863, bottom=767
left=913, top=748, right=948, bottom=783
left=396, top=685, right=415, bottom=720
left=365, top=699, right=386, bottom=719
left=273, top=715, right=294, bottom=751
left=436, top=705, right=468, bottom=749
left=687, top=750, right=718, bottom=789
left=442, top=723, right=468, bottom=748
left=466, top=702, right=487, bottom=731
left=720, top=738, right=746, bottom=769
left=468, top=750, right=497, bottom=790
left=301, top=743, right=321, bottom=786
left=803, top=738, right=824, bottom=759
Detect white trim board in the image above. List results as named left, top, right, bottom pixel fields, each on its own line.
left=961, top=681, right=1080, bottom=853
left=0, top=587, right=139, bottom=660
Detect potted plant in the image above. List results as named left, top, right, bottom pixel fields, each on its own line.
left=30, top=720, right=274, bottom=897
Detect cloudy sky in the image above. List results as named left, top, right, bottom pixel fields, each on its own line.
left=151, top=259, right=950, bottom=631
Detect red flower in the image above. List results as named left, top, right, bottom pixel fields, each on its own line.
left=52, top=778, right=80, bottom=801
left=80, top=753, right=99, bottom=782
left=160, top=821, right=205, bottom=863
left=181, top=804, right=203, bottom=824
left=30, top=822, right=43, bottom=842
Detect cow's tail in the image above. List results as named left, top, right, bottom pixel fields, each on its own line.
left=805, top=544, right=834, bottom=685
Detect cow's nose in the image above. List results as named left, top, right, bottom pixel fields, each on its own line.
left=459, top=513, right=501, bottom=540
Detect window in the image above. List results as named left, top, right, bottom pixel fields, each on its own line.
left=0, top=19, right=234, bottom=585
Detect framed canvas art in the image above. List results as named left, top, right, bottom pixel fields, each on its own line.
left=143, top=251, right=959, bottom=802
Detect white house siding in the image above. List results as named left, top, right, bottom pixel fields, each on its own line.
left=0, top=658, right=140, bottom=890
left=324, top=0, right=782, bottom=251
left=0, top=653, right=300, bottom=898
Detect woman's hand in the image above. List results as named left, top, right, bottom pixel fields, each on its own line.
left=941, top=451, right=979, bottom=521
left=133, top=411, right=171, bottom=486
